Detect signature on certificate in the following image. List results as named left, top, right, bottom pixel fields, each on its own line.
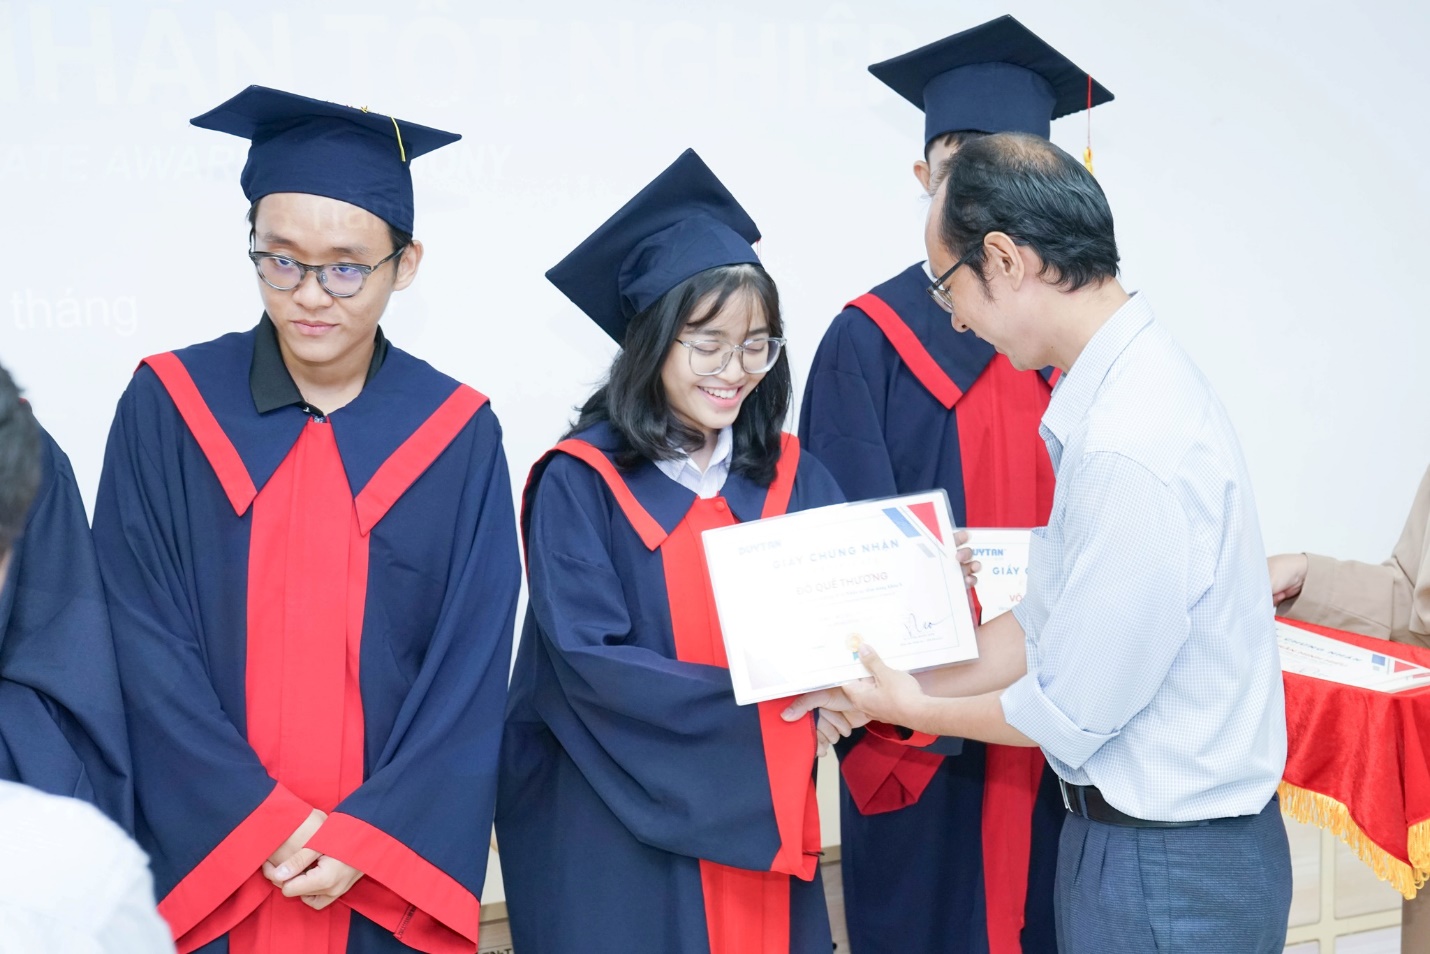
left=901, top=612, right=951, bottom=640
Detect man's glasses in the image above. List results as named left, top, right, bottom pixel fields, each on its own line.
left=926, top=245, right=982, bottom=315
left=248, top=244, right=407, bottom=299
left=675, top=337, right=786, bottom=376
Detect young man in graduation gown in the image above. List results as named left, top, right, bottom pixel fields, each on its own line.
left=797, top=17, right=1112, bottom=954
left=92, top=87, right=520, bottom=954
left=0, top=417, right=131, bottom=830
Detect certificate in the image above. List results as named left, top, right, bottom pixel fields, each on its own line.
left=964, top=528, right=1032, bottom=624
left=702, top=490, right=978, bottom=705
left=1278, top=620, right=1430, bottom=693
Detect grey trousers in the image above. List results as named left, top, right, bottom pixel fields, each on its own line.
left=1054, top=796, right=1292, bottom=953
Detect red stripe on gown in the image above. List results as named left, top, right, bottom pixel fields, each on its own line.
left=955, top=354, right=1054, bottom=954
left=141, top=352, right=258, bottom=515
left=553, top=435, right=815, bottom=953
left=848, top=293, right=962, bottom=409
left=230, top=419, right=368, bottom=954
left=836, top=295, right=958, bottom=812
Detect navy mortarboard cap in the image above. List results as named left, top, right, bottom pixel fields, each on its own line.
left=190, top=85, right=460, bottom=234
left=546, top=149, right=762, bottom=343
left=869, top=15, right=1113, bottom=145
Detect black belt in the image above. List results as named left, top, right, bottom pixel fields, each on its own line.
left=1058, top=779, right=1209, bottom=829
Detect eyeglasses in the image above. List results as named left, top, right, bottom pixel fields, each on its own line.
left=926, top=245, right=982, bottom=314
left=675, top=336, right=786, bottom=376
left=248, top=244, right=407, bottom=299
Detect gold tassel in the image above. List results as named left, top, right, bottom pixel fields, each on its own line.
left=1083, top=147, right=1095, bottom=176
left=390, top=116, right=407, bottom=163
left=358, top=105, right=407, bottom=163
left=1278, top=781, right=1426, bottom=899
left=1408, top=817, right=1430, bottom=872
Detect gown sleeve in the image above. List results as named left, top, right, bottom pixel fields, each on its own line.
left=0, top=425, right=133, bottom=830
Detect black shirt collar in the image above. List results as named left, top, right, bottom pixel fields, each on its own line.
left=250, top=314, right=390, bottom=416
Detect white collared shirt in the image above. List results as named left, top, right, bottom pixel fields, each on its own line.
left=1003, top=293, right=1286, bottom=821
left=655, top=427, right=733, bottom=498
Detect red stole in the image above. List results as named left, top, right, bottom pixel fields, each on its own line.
left=141, top=352, right=486, bottom=953
left=844, top=293, right=1056, bottom=954
left=548, top=435, right=818, bottom=954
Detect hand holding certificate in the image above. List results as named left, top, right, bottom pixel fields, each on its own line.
left=964, top=528, right=1032, bottom=624
left=702, top=491, right=979, bottom=705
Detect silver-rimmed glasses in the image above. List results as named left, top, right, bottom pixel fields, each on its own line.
left=676, top=336, right=787, bottom=376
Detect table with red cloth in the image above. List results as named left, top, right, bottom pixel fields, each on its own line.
left=1279, top=616, right=1430, bottom=899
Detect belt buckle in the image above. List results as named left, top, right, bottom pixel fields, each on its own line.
left=1058, top=776, right=1072, bottom=813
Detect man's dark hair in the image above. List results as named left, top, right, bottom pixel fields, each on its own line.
left=246, top=199, right=414, bottom=255
left=936, top=132, right=1120, bottom=291
left=0, top=364, right=41, bottom=558
left=567, top=263, right=791, bottom=486
left=924, top=129, right=989, bottom=163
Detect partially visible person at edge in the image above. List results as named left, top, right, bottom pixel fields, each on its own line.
left=798, top=16, right=1113, bottom=952
left=1271, top=462, right=1430, bottom=951
left=787, top=132, right=1291, bottom=953
left=0, top=411, right=131, bottom=828
left=497, top=149, right=846, bottom=954
left=0, top=362, right=173, bottom=953
left=91, top=86, right=519, bottom=953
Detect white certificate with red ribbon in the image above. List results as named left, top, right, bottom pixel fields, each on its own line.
left=702, top=490, right=979, bottom=705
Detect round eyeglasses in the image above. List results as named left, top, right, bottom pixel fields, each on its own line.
left=248, top=244, right=407, bottom=299
left=675, top=336, right=786, bottom=376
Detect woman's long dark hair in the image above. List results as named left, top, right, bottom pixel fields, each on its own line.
left=566, top=263, right=790, bottom=486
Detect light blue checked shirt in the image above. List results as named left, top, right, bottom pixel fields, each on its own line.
left=1003, top=293, right=1286, bottom=822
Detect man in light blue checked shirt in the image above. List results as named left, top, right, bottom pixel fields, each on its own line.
left=786, top=132, right=1291, bottom=953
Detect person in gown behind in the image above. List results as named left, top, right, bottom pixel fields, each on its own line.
left=798, top=18, right=1114, bottom=950
left=497, top=148, right=846, bottom=954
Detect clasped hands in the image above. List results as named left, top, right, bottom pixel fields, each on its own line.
left=264, top=808, right=364, bottom=911
left=795, top=531, right=979, bottom=757
left=797, top=642, right=931, bottom=756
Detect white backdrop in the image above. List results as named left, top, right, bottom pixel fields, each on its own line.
left=3, top=0, right=1428, bottom=905
left=4, top=0, right=1427, bottom=557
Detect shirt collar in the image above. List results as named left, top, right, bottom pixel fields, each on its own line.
left=1042, top=292, right=1154, bottom=447
left=656, top=426, right=733, bottom=483
left=703, top=426, right=735, bottom=473
left=249, top=313, right=390, bottom=415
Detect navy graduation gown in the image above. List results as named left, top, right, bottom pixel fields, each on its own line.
left=497, top=423, right=842, bottom=954
left=92, top=324, right=519, bottom=954
left=0, top=422, right=131, bottom=828
left=798, top=263, right=1063, bottom=954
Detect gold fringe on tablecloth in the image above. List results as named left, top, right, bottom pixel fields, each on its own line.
left=1279, top=780, right=1428, bottom=900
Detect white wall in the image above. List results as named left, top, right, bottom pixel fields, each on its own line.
left=5, top=0, right=1426, bottom=559
left=3, top=0, right=1428, bottom=902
